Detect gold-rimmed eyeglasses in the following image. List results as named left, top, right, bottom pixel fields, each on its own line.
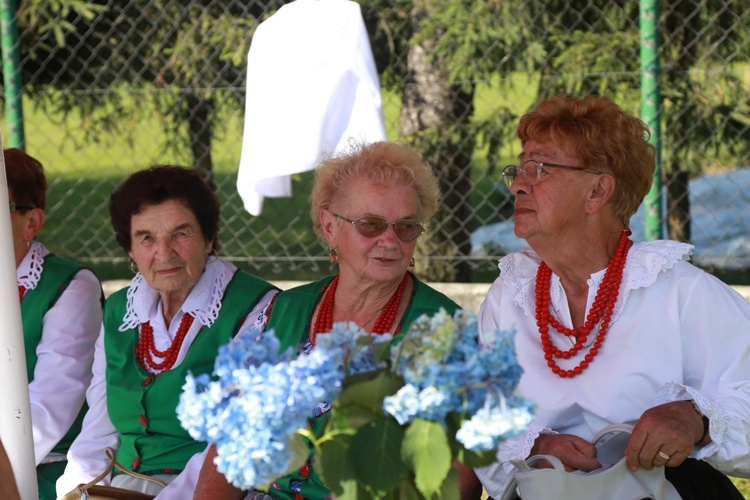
left=334, top=213, right=424, bottom=242
left=501, top=160, right=602, bottom=189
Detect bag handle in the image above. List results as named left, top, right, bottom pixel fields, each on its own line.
left=72, top=447, right=167, bottom=494
left=513, top=454, right=566, bottom=472
left=592, top=423, right=634, bottom=445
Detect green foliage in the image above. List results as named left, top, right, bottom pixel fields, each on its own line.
left=417, top=1, right=544, bottom=86
left=401, top=419, right=452, bottom=499
left=18, top=0, right=107, bottom=48
left=351, top=417, right=408, bottom=493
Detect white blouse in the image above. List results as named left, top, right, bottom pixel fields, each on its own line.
left=56, top=259, right=276, bottom=498
left=18, top=241, right=102, bottom=466
left=475, top=240, right=750, bottom=498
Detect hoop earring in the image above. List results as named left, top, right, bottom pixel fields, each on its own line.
left=329, top=248, right=338, bottom=264
left=207, top=249, right=219, bottom=263
left=409, top=257, right=415, bottom=268
left=129, top=259, right=138, bottom=274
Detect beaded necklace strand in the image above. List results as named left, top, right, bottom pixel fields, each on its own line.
left=536, top=230, right=632, bottom=378
left=136, top=313, right=195, bottom=372
left=311, top=273, right=409, bottom=346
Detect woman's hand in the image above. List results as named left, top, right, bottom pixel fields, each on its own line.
left=626, top=400, right=705, bottom=471
left=194, top=445, right=245, bottom=500
left=530, top=433, right=602, bottom=472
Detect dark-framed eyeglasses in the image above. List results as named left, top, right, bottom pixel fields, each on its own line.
left=9, top=202, right=35, bottom=212
left=501, top=159, right=603, bottom=189
left=333, top=213, right=424, bottom=242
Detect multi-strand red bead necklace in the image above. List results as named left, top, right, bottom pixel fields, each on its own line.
left=136, top=313, right=195, bottom=372
left=536, top=230, right=632, bottom=378
left=310, top=273, right=409, bottom=346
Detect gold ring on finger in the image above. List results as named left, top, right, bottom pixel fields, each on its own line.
left=658, top=451, right=670, bottom=461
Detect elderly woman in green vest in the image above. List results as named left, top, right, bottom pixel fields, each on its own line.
left=191, top=141, right=481, bottom=499
left=56, top=165, right=278, bottom=498
left=6, top=148, right=103, bottom=500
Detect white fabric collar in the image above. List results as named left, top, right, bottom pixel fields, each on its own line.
left=119, top=259, right=236, bottom=332
left=498, top=240, right=694, bottom=323
left=17, top=241, right=48, bottom=291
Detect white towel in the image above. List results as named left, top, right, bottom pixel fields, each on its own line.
left=236, top=0, right=388, bottom=215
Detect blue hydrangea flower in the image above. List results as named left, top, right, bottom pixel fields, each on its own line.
left=384, top=309, right=533, bottom=451
left=178, top=322, right=391, bottom=490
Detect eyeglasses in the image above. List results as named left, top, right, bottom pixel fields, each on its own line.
left=9, top=202, right=35, bottom=212
left=501, top=160, right=602, bottom=189
left=334, top=213, right=424, bottom=242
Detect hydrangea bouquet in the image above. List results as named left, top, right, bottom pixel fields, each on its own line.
left=178, top=309, right=533, bottom=499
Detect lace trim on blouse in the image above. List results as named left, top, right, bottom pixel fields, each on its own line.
left=17, top=241, right=46, bottom=290
left=655, top=381, right=722, bottom=459
left=119, top=259, right=231, bottom=332
left=498, top=240, right=694, bottom=326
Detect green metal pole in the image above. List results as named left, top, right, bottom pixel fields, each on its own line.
left=640, top=0, right=663, bottom=240
left=1, top=0, right=26, bottom=150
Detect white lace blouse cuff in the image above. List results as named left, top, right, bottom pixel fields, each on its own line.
left=655, top=381, right=720, bottom=458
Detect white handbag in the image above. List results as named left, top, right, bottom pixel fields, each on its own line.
left=499, top=423, right=681, bottom=500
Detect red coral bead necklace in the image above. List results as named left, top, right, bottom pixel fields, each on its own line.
left=136, top=312, right=195, bottom=372
left=311, top=272, right=409, bottom=346
left=536, top=230, right=632, bottom=378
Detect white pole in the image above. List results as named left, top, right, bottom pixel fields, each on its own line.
left=0, top=140, right=38, bottom=498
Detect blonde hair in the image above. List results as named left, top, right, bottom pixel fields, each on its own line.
left=517, top=95, right=656, bottom=224
left=310, top=141, right=440, bottom=239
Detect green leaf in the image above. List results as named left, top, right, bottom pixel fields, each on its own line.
left=456, top=447, right=498, bottom=468
left=438, top=466, right=460, bottom=499
left=285, top=433, right=311, bottom=477
left=335, top=370, right=404, bottom=421
left=318, top=435, right=358, bottom=498
left=401, top=419, right=452, bottom=499
left=350, top=417, right=408, bottom=493
left=397, top=477, right=425, bottom=500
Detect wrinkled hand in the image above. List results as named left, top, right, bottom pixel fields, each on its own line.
left=530, top=433, right=602, bottom=472
left=626, top=400, right=703, bottom=471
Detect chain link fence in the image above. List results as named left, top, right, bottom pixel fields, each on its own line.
left=2, top=0, right=749, bottom=283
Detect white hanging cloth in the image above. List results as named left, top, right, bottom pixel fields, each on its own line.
left=236, top=0, right=388, bottom=215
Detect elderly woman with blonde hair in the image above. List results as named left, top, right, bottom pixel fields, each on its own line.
left=191, top=141, right=485, bottom=499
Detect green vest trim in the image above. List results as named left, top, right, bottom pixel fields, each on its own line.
left=268, top=272, right=460, bottom=352
left=104, top=270, right=276, bottom=474
left=21, top=254, right=103, bottom=456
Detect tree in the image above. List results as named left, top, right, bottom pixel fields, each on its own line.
left=362, top=0, right=534, bottom=281
left=528, top=0, right=750, bottom=243
left=11, top=0, right=284, bottom=186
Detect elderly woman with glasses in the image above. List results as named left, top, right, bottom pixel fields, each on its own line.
left=5, top=148, right=103, bottom=499
left=474, top=95, right=750, bottom=498
left=187, top=141, right=485, bottom=499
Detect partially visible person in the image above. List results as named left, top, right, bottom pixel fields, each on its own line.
left=0, top=440, right=20, bottom=500
left=56, top=165, right=278, bottom=498
left=474, top=95, right=750, bottom=498
left=190, top=141, right=480, bottom=499
left=6, top=148, right=103, bottom=500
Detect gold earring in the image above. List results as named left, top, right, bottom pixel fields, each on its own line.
left=329, top=248, right=338, bottom=264
left=130, top=259, right=138, bottom=274
left=409, top=257, right=415, bottom=268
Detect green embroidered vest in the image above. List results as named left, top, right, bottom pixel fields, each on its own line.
left=104, top=270, right=276, bottom=474
left=21, top=254, right=103, bottom=455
